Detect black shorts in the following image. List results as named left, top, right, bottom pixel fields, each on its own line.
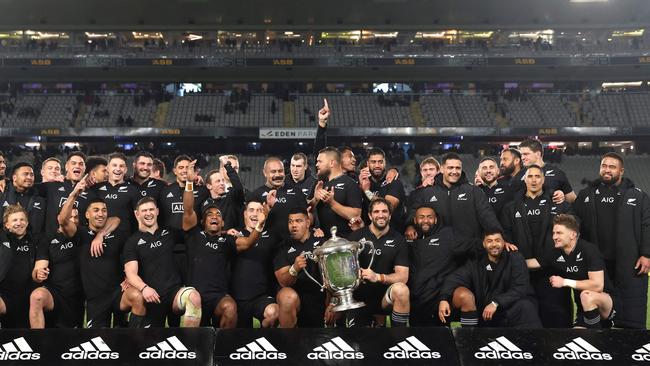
left=0, top=290, right=30, bottom=328
left=86, top=287, right=127, bottom=328
left=298, top=292, right=326, bottom=328
left=200, top=292, right=228, bottom=327
left=237, top=295, right=276, bottom=328
left=356, top=283, right=391, bottom=315
left=45, top=287, right=84, bottom=328
left=146, top=286, right=181, bottom=327
left=574, top=293, right=617, bottom=328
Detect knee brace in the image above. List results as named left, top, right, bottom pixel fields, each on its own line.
left=177, top=287, right=201, bottom=320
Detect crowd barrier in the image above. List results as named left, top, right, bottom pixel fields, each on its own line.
left=2, top=326, right=650, bottom=365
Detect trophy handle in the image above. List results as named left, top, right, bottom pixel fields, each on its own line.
left=301, top=251, right=325, bottom=291
left=358, top=239, right=375, bottom=270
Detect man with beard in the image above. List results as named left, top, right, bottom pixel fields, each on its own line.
left=29, top=208, right=83, bottom=328
left=359, top=148, right=406, bottom=232
left=37, top=151, right=86, bottom=235
left=405, top=153, right=501, bottom=241
left=124, top=197, right=202, bottom=328
left=203, top=156, right=245, bottom=231
left=405, top=157, right=439, bottom=233
left=438, top=231, right=541, bottom=328
left=511, top=139, right=575, bottom=203
left=347, top=198, right=410, bottom=327
left=59, top=181, right=148, bottom=328
left=540, top=214, right=617, bottom=329
left=40, top=158, right=63, bottom=183
left=182, top=165, right=268, bottom=328
left=501, top=164, right=573, bottom=328
left=499, top=148, right=523, bottom=185
left=286, top=153, right=316, bottom=198
left=311, top=147, right=362, bottom=238
left=408, top=205, right=479, bottom=326
left=230, top=201, right=280, bottom=328
left=88, top=153, right=140, bottom=234
left=0, top=151, right=7, bottom=192
left=0, top=205, right=36, bottom=328
left=274, top=207, right=326, bottom=328
left=573, top=152, right=650, bottom=329
left=477, top=157, right=512, bottom=217
left=0, top=163, right=46, bottom=236
left=247, top=157, right=307, bottom=239
left=129, top=151, right=165, bottom=200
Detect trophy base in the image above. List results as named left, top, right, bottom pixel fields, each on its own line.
left=332, top=290, right=366, bottom=312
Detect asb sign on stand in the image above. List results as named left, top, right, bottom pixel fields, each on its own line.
left=0, top=328, right=215, bottom=366
left=215, top=327, right=459, bottom=365
left=453, top=328, right=650, bottom=365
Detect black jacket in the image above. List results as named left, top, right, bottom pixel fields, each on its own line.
left=408, top=224, right=479, bottom=307
left=0, top=183, right=46, bottom=237
left=407, top=172, right=502, bottom=240
left=501, top=190, right=572, bottom=262
left=440, top=251, right=534, bottom=309
left=573, top=178, right=650, bottom=329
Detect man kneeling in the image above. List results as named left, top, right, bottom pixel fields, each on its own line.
left=438, top=231, right=542, bottom=328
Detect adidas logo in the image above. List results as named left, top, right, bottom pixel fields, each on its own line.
left=137, top=238, right=147, bottom=246
left=553, top=337, right=611, bottom=360
left=0, top=337, right=40, bottom=360
left=632, top=343, right=650, bottom=361
left=229, top=337, right=286, bottom=360
left=166, top=192, right=174, bottom=198
left=61, top=336, right=119, bottom=360
left=139, top=336, right=196, bottom=360
left=474, top=336, right=532, bottom=360
left=2, top=201, right=7, bottom=207
left=383, top=336, right=440, bottom=359
left=557, top=256, right=565, bottom=263
left=99, top=186, right=107, bottom=191
left=2, top=241, right=9, bottom=248
left=429, top=196, right=437, bottom=202
left=51, top=238, right=60, bottom=244
left=585, top=196, right=590, bottom=203
left=486, top=264, right=493, bottom=271
left=58, top=186, right=66, bottom=191
left=515, top=211, right=522, bottom=218
left=287, top=247, right=296, bottom=253
left=308, top=337, right=363, bottom=360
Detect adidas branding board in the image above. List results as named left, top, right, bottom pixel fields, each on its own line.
left=0, top=337, right=40, bottom=360
left=633, top=343, right=650, bottom=361
left=383, top=336, right=440, bottom=359
left=229, top=337, right=286, bottom=360
left=139, top=336, right=196, bottom=360
left=61, top=336, right=119, bottom=360
left=308, top=337, right=363, bottom=360
left=553, top=337, right=611, bottom=361
left=474, top=336, right=533, bottom=360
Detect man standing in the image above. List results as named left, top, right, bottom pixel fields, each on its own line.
left=499, top=148, right=523, bottom=185
left=544, top=214, right=617, bottom=329
left=40, top=158, right=63, bottom=183
left=573, top=152, right=650, bottom=329
left=438, top=231, right=541, bottom=328
left=181, top=164, right=267, bottom=328
left=128, top=151, right=165, bottom=200
left=406, top=153, right=501, bottom=241
left=359, top=148, right=406, bottom=232
left=286, top=152, right=316, bottom=198
left=347, top=198, right=410, bottom=327
left=312, top=147, right=363, bottom=238
left=511, top=139, right=575, bottom=203
left=203, top=157, right=245, bottom=231
left=59, top=182, right=147, bottom=328
left=477, top=157, right=513, bottom=218
left=0, top=163, right=46, bottom=235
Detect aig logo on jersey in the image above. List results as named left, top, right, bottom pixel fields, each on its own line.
left=383, top=336, right=440, bottom=359
left=474, top=336, right=533, bottom=360
left=307, top=337, right=363, bottom=360
left=553, top=337, right=612, bottom=361
left=61, top=336, right=119, bottom=360
left=172, top=202, right=184, bottom=213
left=139, top=336, right=196, bottom=360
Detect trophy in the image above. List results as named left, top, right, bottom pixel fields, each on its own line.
left=302, top=226, right=375, bottom=312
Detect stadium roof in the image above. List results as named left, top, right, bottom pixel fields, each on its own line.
left=0, top=0, right=648, bottom=30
